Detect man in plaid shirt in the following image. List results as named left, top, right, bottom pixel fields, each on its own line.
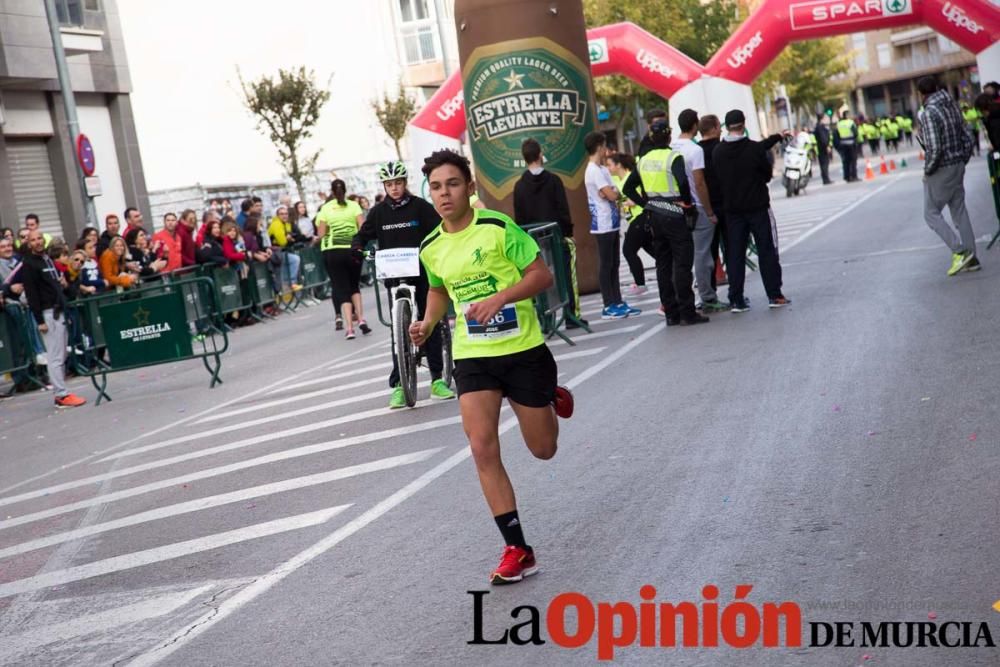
left=917, top=76, right=978, bottom=275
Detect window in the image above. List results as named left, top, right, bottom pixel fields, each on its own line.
left=938, top=35, right=960, bottom=54
left=55, top=0, right=84, bottom=26
left=401, top=25, right=438, bottom=64
left=876, top=43, right=891, bottom=69
left=398, top=0, right=429, bottom=23
left=84, top=0, right=100, bottom=9
left=851, top=33, right=868, bottom=72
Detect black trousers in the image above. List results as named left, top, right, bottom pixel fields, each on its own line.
left=595, top=231, right=622, bottom=307
left=725, top=208, right=783, bottom=304
left=647, top=210, right=695, bottom=320
left=818, top=149, right=832, bottom=184
left=837, top=144, right=857, bottom=182
left=622, top=214, right=654, bottom=287
left=322, top=248, right=361, bottom=315
left=710, top=210, right=729, bottom=290
left=387, top=278, right=443, bottom=386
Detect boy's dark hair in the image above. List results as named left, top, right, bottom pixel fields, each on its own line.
left=521, top=138, right=542, bottom=165
left=645, top=108, right=667, bottom=124
left=678, top=108, right=699, bottom=134
left=917, top=76, right=939, bottom=96
left=240, top=198, right=253, bottom=213
left=25, top=213, right=39, bottom=224
left=608, top=152, right=636, bottom=171
left=421, top=149, right=473, bottom=182
left=584, top=131, right=606, bottom=156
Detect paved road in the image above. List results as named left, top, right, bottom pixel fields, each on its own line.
left=0, top=157, right=998, bottom=666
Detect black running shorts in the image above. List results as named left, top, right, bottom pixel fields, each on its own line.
left=453, top=344, right=557, bottom=408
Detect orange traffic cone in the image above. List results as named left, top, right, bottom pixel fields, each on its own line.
left=864, top=160, right=875, bottom=181
left=879, top=156, right=889, bottom=175
left=889, top=158, right=897, bottom=171
left=918, top=150, right=925, bottom=161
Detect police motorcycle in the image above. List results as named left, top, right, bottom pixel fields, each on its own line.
left=782, top=131, right=814, bottom=198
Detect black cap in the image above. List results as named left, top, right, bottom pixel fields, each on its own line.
left=724, top=109, right=746, bottom=127
left=650, top=118, right=671, bottom=135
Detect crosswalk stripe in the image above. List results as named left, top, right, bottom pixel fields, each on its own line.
left=0, top=418, right=465, bottom=530
left=0, top=584, right=216, bottom=661
left=238, top=371, right=394, bottom=414
left=0, top=506, right=351, bottom=599
left=0, top=450, right=439, bottom=560
left=196, top=381, right=431, bottom=425
left=581, top=296, right=660, bottom=317
left=267, top=360, right=394, bottom=395
left=549, top=324, right=642, bottom=346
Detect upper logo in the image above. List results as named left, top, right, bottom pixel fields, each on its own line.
left=941, top=2, right=983, bottom=34
left=726, top=31, right=764, bottom=69
left=464, top=38, right=595, bottom=199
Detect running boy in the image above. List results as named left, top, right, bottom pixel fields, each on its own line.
left=410, top=150, right=573, bottom=584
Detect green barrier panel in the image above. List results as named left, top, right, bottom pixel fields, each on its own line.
left=988, top=151, right=1000, bottom=251
left=523, top=222, right=583, bottom=344
left=297, top=246, right=328, bottom=289
left=70, top=276, right=228, bottom=405
left=212, top=265, right=247, bottom=315
left=0, top=313, right=16, bottom=373
left=248, top=261, right=276, bottom=318
left=0, top=303, right=47, bottom=392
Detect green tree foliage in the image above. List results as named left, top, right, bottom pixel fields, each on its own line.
left=372, top=82, right=419, bottom=160
left=239, top=66, right=330, bottom=202
left=753, top=38, right=854, bottom=117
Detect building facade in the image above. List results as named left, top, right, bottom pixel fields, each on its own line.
left=0, top=0, right=148, bottom=240
left=849, top=28, right=979, bottom=119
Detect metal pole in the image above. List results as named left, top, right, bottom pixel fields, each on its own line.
left=433, top=0, right=455, bottom=77
left=42, top=0, right=97, bottom=229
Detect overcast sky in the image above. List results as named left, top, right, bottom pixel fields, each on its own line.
left=118, top=0, right=409, bottom=191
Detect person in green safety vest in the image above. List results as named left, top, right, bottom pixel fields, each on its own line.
left=887, top=117, right=901, bottom=152
left=606, top=152, right=653, bottom=297
left=900, top=113, right=914, bottom=147
left=832, top=111, right=859, bottom=182
left=620, top=118, right=707, bottom=326
left=862, top=119, right=880, bottom=156
left=962, top=103, right=982, bottom=156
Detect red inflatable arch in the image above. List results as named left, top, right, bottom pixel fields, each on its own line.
left=409, top=22, right=704, bottom=138
left=410, top=0, right=1000, bottom=141
left=706, top=0, right=999, bottom=84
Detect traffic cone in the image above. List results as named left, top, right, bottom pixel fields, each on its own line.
left=879, top=156, right=889, bottom=175
left=900, top=157, right=908, bottom=168
left=864, top=160, right=875, bottom=181
left=889, top=158, right=897, bottom=171
left=918, top=150, right=925, bottom=161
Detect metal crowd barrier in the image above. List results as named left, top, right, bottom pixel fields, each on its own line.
left=988, top=151, right=1000, bottom=251
left=522, top=222, right=583, bottom=345
left=0, top=302, right=46, bottom=393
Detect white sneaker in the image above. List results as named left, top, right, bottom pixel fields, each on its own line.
left=35, top=353, right=48, bottom=366
left=627, top=284, right=648, bottom=295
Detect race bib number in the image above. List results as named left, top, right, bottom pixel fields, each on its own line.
left=465, top=303, right=520, bottom=340
left=375, top=248, right=420, bottom=279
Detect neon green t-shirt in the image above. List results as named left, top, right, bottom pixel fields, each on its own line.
left=419, top=208, right=544, bottom=360
left=316, top=199, right=362, bottom=250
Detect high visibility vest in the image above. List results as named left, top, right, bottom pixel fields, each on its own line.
left=836, top=119, right=856, bottom=143
left=611, top=173, right=643, bottom=222
left=637, top=148, right=682, bottom=200
left=963, top=108, right=980, bottom=129
left=901, top=117, right=913, bottom=132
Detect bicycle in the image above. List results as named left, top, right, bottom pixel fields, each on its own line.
left=372, top=248, right=454, bottom=408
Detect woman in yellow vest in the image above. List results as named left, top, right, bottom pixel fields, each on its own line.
left=316, top=179, right=370, bottom=339
left=607, top=153, right=652, bottom=294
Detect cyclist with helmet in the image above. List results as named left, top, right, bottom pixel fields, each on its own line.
left=352, top=161, right=456, bottom=407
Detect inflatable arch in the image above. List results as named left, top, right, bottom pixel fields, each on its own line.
left=409, top=0, right=999, bottom=152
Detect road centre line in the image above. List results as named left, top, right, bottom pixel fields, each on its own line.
left=0, top=416, right=467, bottom=531
left=0, top=584, right=216, bottom=662
left=0, top=506, right=351, bottom=599
left=0, top=450, right=439, bottom=560
left=782, top=174, right=904, bottom=253
left=126, top=321, right=665, bottom=666
left=0, top=337, right=387, bottom=497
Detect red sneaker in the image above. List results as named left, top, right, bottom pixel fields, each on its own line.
left=553, top=386, right=574, bottom=419
left=54, top=393, right=86, bottom=408
left=490, top=545, right=538, bottom=585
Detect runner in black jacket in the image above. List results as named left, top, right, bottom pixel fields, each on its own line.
left=352, top=161, right=456, bottom=407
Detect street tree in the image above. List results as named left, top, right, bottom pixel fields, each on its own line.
left=753, top=38, right=854, bottom=120
left=239, top=66, right=330, bottom=203
left=372, top=82, right=418, bottom=160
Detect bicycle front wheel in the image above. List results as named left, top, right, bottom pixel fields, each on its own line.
left=393, top=299, right=417, bottom=407
left=438, top=319, right=454, bottom=389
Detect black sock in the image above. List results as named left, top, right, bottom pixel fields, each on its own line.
left=494, top=511, right=528, bottom=549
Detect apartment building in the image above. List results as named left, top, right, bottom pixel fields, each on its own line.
left=0, top=0, right=148, bottom=239
left=848, top=28, right=980, bottom=118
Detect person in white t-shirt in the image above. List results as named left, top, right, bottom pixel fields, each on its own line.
left=670, top=109, right=726, bottom=313
left=584, top=131, right=639, bottom=320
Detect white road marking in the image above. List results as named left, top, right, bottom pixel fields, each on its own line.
left=0, top=338, right=387, bottom=495
left=549, top=324, right=642, bottom=346
left=782, top=174, right=903, bottom=253
left=265, top=361, right=394, bottom=396
left=196, top=380, right=431, bottom=425
left=124, top=323, right=666, bottom=667
left=0, top=584, right=215, bottom=661
left=233, top=371, right=393, bottom=415
left=0, top=450, right=439, bottom=560
left=581, top=295, right=660, bottom=317
left=0, top=506, right=351, bottom=599
left=551, top=346, right=606, bottom=362
left=0, top=416, right=466, bottom=529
